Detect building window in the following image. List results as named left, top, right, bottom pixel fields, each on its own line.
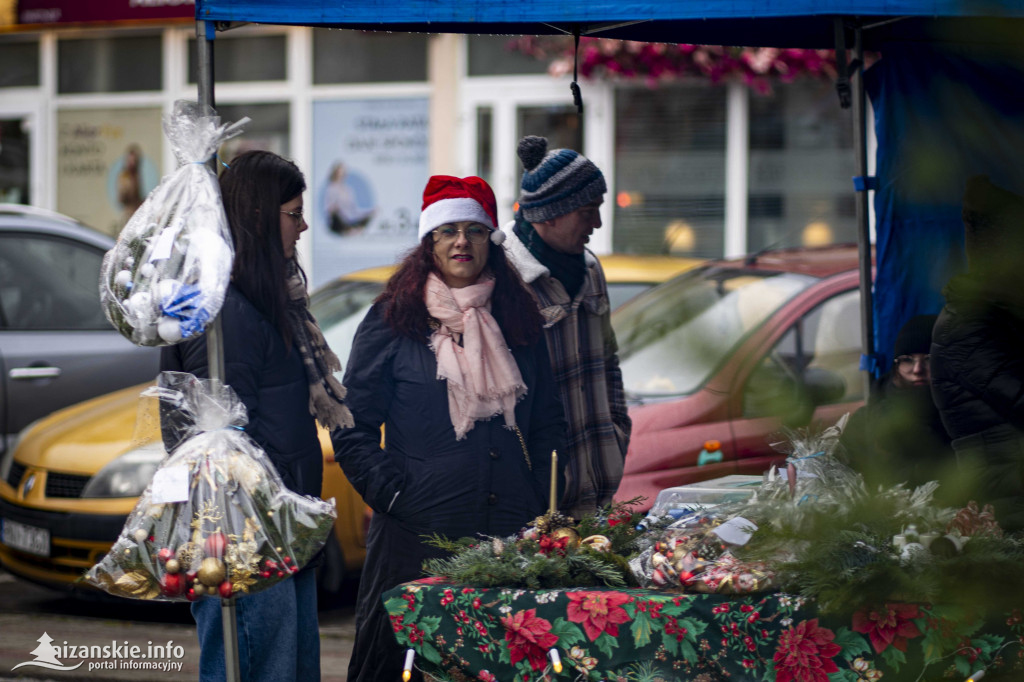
left=58, top=35, right=162, bottom=93
left=214, top=103, right=291, bottom=161
left=613, top=85, right=727, bottom=258
left=188, top=35, right=286, bottom=83
left=313, top=30, right=428, bottom=83
left=0, top=38, right=39, bottom=88
left=468, top=36, right=549, bottom=77
left=746, top=80, right=855, bottom=252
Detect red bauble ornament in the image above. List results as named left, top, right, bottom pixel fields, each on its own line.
left=276, top=570, right=285, bottom=578
left=283, top=556, right=292, bottom=565
left=260, top=570, right=271, bottom=579
left=264, top=560, right=277, bottom=571
left=185, top=587, right=199, bottom=602
left=161, top=572, right=185, bottom=596
left=157, top=547, right=174, bottom=564
left=204, top=532, right=228, bottom=558
left=218, top=581, right=233, bottom=599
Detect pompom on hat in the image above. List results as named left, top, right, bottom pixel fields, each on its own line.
left=419, top=175, right=504, bottom=245
left=517, top=135, right=607, bottom=223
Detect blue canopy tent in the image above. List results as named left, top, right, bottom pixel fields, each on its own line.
left=190, top=3, right=1024, bottom=678
left=191, top=0, right=1024, bottom=386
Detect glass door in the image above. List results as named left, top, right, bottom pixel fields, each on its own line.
left=0, top=116, right=31, bottom=205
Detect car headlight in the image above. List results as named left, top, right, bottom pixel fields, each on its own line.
left=1, top=418, right=44, bottom=482
left=80, top=442, right=167, bottom=498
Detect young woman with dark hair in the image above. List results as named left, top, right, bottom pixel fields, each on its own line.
left=161, top=150, right=352, bottom=681
left=333, top=175, right=567, bottom=682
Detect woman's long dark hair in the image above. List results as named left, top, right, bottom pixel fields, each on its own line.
left=218, top=150, right=306, bottom=346
left=379, top=236, right=544, bottom=347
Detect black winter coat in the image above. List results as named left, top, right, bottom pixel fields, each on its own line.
left=931, top=272, right=1024, bottom=529
left=332, top=302, right=567, bottom=682
left=160, top=285, right=323, bottom=498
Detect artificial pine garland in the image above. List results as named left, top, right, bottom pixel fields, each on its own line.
left=421, top=500, right=656, bottom=589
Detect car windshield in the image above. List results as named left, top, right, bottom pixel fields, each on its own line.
left=612, top=266, right=818, bottom=400
left=310, top=280, right=385, bottom=376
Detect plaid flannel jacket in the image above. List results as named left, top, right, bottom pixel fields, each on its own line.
left=502, top=223, right=631, bottom=518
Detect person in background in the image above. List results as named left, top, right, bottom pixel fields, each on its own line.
left=930, top=174, right=1024, bottom=530
left=501, top=135, right=631, bottom=520
left=161, top=150, right=353, bottom=681
left=332, top=175, right=567, bottom=682
left=840, top=315, right=956, bottom=495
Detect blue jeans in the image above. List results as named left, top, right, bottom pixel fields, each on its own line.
left=191, top=567, right=319, bottom=681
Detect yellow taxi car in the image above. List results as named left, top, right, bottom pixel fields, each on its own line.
left=0, top=254, right=700, bottom=596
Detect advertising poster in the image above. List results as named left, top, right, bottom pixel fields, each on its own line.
left=56, top=107, right=162, bottom=237
left=311, top=97, right=429, bottom=287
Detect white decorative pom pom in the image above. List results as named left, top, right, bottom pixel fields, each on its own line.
left=157, top=316, right=183, bottom=343
left=490, top=229, right=506, bottom=245
left=115, top=270, right=132, bottom=289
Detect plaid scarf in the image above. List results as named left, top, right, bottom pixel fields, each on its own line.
left=285, top=261, right=354, bottom=431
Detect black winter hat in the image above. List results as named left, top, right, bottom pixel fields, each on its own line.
left=893, top=314, right=938, bottom=358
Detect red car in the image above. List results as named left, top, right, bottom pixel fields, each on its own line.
left=613, top=245, right=868, bottom=510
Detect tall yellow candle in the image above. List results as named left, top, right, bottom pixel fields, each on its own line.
left=549, top=450, right=558, bottom=513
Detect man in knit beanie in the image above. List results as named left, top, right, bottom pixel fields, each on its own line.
left=501, top=135, right=630, bottom=519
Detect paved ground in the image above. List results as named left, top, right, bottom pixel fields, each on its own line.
left=0, top=568, right=358, bottom=681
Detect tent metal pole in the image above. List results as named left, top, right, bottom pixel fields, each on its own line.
left=851, top=24, right=875, bottom=400
left=196, top=18, right=241, bottom=682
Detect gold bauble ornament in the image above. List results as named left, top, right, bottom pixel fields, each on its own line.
left=164, top=558, right=181, bottom=574
left=549, top=527, right=581, bottom=548
left=193, top=583, right=206, bottom=596
left=197, top=557, right=226, bottom=587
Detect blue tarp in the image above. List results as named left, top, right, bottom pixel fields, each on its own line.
left=195, top=0, right=1024, bottom=49
left=866, top=44, right=1024, bottom=373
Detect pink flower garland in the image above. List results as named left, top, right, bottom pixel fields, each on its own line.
left=509, top=37, right=865, bottom=94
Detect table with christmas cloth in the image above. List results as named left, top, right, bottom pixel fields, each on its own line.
left=383, top=580, right=1024, bottom=682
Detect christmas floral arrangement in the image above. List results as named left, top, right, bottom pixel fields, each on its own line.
left=633, top=417, right=1024, bottom=616
left=85, top=372, right=336, bottom=601
left=99, top=100, right=244, bottom=347
left=421, top=503, right=654, bottom=590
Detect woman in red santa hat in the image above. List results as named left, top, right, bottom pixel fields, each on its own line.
left=331, top=175, right=567, bottom=682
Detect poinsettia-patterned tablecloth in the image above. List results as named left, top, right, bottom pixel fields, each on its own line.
left=384, top=580, right=1024, bottom=682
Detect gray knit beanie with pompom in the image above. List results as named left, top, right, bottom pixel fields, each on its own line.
left=516, top=136, right=607, bottom=223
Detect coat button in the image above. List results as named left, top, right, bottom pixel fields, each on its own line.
left=489, top=447, right=499, bottom=460
left=488, top=493, right=498, bottom=505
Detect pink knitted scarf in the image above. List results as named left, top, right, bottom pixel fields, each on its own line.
left=424, top=272, right=526, bottom=439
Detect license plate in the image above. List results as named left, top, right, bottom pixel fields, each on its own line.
left=1, top=518, right=50, bottom=557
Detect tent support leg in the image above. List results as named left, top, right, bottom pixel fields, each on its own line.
left=850, top=24, right=875, bottom=400
left=196, top=18, right=240, bottom=682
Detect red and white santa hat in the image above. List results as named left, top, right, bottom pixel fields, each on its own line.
left=419, top=175, right=504, bottom=245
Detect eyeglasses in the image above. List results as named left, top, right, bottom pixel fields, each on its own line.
left=431, top=224, right=490, bottom=244
left=281, top=209, right=305, bottom=223
left=894, top=354, right=930, bottom=369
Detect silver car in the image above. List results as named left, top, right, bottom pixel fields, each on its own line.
left=0, top=204, right=159, bottom=456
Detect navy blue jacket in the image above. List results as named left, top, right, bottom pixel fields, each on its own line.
left=332, top=302, right=567, bottom=538
left=160, top=285, right=322, bottom=498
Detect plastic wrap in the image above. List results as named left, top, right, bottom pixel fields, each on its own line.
left=86, top=372, right=336, bottom=602
left=629, top=511, right=775, bottom=594
left=99, top=100, right=246, bottom=346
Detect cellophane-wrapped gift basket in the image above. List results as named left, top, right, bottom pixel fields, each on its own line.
left=86, top=372, right=336, bottom=602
